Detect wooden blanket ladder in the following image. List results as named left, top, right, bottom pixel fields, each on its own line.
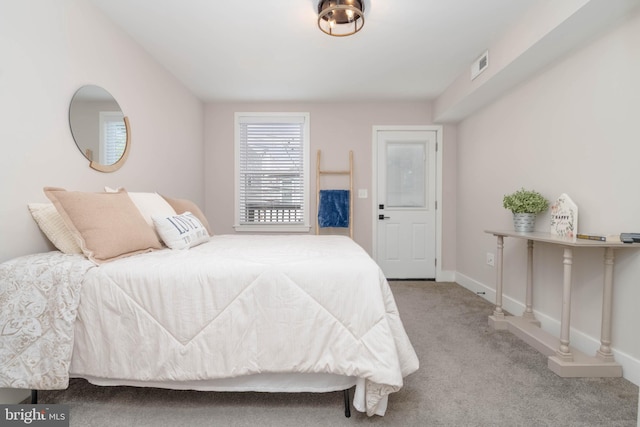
left=316, top=150, right=353, bottom=238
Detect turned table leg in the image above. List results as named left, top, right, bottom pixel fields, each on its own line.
left=493, top=235, right=505, bottom=319
left=556, top=247, right=574, bottom=361
left=523, top=240, right=537, bottom=322
left=597, top=247, right=616, bottom=362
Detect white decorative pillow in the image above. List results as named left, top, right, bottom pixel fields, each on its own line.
left=28, top=203, right=83, bottom=254
left=152, top=212, right=210, bottom=250
left=105, top=187, right=176, bottom=227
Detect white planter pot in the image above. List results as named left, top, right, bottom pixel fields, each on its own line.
left=513, top=213, right=536, bottom=232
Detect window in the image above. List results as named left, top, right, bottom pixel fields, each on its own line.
left=99, top=112, right=127, bottom=165
left=235, top=113, right=310, bottom=232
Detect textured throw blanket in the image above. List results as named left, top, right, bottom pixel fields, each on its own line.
left=0, top=252, right=94, bottom=389
left=318, top=189, right=350, bottom=228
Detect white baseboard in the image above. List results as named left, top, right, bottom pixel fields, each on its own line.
left=436, top=269, right=456, bottom=282
left=455, top=272, right=640, bottom=387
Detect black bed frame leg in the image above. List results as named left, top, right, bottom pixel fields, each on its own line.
left=31, top=390, right=38, bottom=404
left=343, top=389, right=351, bottom=418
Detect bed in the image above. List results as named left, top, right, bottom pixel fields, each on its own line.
left=0, top=188, right=419, bottom=417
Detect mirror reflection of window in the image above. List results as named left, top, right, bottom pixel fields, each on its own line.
left=99, top=112, right=126, bottom=165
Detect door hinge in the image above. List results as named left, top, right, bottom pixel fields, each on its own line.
left=435, top=200, right=438, bottom=210
left=435, top=258, right=437, bottom=267
left=435, top=142, right=438, bottom=152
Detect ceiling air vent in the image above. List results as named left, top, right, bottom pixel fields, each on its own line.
left=471, top=50, right=489, bottom=80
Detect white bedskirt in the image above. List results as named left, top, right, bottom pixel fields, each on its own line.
left=77, top=373, right=356, bottom=393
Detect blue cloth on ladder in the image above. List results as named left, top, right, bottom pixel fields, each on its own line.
left=318, top=190, right=350, bottom=228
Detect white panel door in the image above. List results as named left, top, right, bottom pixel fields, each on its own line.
left=375, top=130, right=436, bottom=279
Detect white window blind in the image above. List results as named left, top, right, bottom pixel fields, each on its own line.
left=236, top=113, right=309, bottom=230
left=100, top=112, right=126, bottom=165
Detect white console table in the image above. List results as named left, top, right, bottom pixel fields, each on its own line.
left=485, top=230, right=640, bottom=377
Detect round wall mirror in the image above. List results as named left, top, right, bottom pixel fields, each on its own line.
left=69, top=85, right=130, bottom=172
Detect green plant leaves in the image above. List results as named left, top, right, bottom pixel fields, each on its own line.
left=503, top=188, right=549, bottom=214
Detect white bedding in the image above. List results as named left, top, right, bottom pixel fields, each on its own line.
left=69, top=234, right=419, bottom=416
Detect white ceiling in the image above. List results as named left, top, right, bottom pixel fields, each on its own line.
left=88, top=0, right=538, bottom=103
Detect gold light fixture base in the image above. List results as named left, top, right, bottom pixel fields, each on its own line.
left=317, top=0, right=365, bottom=37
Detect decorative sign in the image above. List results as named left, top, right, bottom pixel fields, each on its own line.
left=550, top=193, right=578, bottom=238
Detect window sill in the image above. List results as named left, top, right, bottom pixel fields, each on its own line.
left=234, top=224, right=312, bottom=233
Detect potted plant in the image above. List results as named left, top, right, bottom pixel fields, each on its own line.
left=503, top=188, right=549, bottom=232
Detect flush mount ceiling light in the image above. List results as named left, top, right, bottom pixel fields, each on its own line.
left=317, top=0, right=365, bottom=37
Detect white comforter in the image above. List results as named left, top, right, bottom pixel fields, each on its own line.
left=70, top=235, right=419, bottom=416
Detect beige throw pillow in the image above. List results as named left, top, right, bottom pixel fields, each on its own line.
left=161, top=195, right=213, bottom=236
left=44, top=187, right=163, bottom=264
left=28, top=203, right=83, bottom=254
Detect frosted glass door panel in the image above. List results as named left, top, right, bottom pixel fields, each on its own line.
left=386, top=143, right=426, bottom=207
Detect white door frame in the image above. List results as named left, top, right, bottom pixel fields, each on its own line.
left=372, top=125, right=445, bottom=281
